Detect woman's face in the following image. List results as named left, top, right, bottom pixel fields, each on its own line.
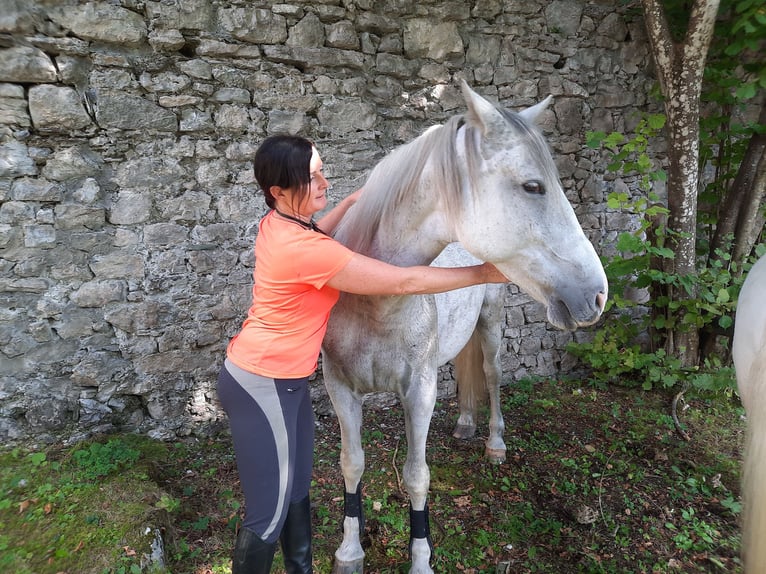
left=292, top=147, right=329, bottom=218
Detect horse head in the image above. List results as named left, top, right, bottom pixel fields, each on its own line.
left=454, top=81, right=607, bottom=330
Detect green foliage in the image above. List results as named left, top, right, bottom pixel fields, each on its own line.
left=720, top=0, right=766, bottom=100
left=698, top=0, right=766, bottom=232
left=0, top=437, right=170, bottom=574
left=71, top=439, right=141, bottom=480
left=570, top=114, right=762, bottom=392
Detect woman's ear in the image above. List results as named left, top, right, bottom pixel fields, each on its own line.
left=270, top=185, right=288, bottom=200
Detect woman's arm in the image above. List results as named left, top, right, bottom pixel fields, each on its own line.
left=317, top=189, right=363, bottom=235
left=326, top=252, right=508, bottom=296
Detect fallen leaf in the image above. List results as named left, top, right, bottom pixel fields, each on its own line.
left=454, top=495, right=471, bottom=508
left=123, top=546, right=137, bottom=557
left=44, top=503, right=53, bottom=514
left=73, top=540, right=84, bottom=552
left=18, top=499, right=31, bottom=514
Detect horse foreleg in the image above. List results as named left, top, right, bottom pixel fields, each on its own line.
left=479, top=287, right=507, bottom=463
left=326, top=381, right=366, bottom=574
left=402, top=381, right=436, bottom=574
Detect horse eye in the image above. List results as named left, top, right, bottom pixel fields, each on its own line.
left=523, top=181, right=545, bottom=195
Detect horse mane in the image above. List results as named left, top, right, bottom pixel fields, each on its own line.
left=334, top=114, right=480, bottom=255
left=334, top=102, right=555, bottom=257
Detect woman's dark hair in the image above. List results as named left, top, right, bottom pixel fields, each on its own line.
left=253, top=135, right=313, bottom=209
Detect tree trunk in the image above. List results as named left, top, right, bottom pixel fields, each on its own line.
left=711, top=101, right=766, bottom=270
left=641, top=0, right=720, bottom=367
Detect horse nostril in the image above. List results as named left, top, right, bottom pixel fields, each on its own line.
left=595, top=291, right=607, bottom=312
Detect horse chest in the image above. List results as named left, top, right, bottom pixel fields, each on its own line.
left=324, top=296, right=440, bottom=391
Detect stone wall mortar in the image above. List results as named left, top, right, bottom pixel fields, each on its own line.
left=0, top=0, right=659, bottom=442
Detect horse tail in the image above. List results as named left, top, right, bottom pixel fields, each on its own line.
left=454, top=328, right=487, bottom=419
left=741, top=350, right=766, bottom=573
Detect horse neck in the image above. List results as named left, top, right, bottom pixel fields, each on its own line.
left=366, top=201, right=453, bottom=267
left=335, top=118, right=467, bottom=267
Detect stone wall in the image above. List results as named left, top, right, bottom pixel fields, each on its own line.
left=0, top=0, right=657, bottom=443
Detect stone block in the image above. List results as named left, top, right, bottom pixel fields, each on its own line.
left=145, top=0, right=214, bottom=30
left=95, top=91, right=178, bottom=131
left=41, top=147, right=103, bottom=182
left=23, top=224, right=56, bottom=248
left=143, top=222, right=189, bottom=246
left=326, top=21, right=360, bottom=50
left=11, top=178, right=62, bottom=202
left=70, top=279, right=127, bottom=308
left=0, top=46, right=57, bottom=83
left=0, top=141, right=36, bottom=178
left=544, top=1, right=583, bottom=36
left=403, top=20, right=464, bottom=60
left=148, top=29, right=186, bottom=52
left=29, top=85, right=93, bottom=132
left=218, top=7, right=288, bottom=44
left=49, top=3, right=147, bottom=46
left=317, top=98, right=376, bottom=134
left=109, top=191, right=152, bottom=225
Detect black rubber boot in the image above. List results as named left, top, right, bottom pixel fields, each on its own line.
left=280, top=496, right=313, bottom=573
left=232, top=526, right=277, bottom=574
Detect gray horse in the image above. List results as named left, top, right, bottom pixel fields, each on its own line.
left=322, top=82, right=608, bottom=574
left=732, top=254, right=766, bottom=573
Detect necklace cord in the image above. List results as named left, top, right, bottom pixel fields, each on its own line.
left=274, top=209, right=327, bottom=235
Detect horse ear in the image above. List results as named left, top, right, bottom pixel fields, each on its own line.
left=460, top=80, right=503, bottom=135
left=518, top=95, right=553, bottom=124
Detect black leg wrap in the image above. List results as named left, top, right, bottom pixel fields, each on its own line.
left=408, top=502, right=434, bottom=560
left=343, top=483, right=365, bottom=536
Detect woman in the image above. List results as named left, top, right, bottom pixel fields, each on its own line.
left=217, top=135, right=508, bottom=573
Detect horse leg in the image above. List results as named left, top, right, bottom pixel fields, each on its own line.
left=325, top=379, right=366, bottom=574
left=477, top=288, right=506, bottom=463
left=452, top=287, right=506, bottom=463
left=401, top=373, right=437, bottom=574
left=480, top=337, right=506, bottom=462
left=452, top=330, right=479, bottom=441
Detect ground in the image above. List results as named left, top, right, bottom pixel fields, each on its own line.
left=161, top=376, right=744, bottom=574
left=0, top=376, right=744, bottom=573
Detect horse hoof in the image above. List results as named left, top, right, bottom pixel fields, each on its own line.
left=452, top=424, right=476, bottom=440
left=486, top=447, right=506, bottom=463
left=332, top=559, right=364, bottom=574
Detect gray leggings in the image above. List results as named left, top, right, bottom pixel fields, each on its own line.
left=217, top=358, right=314, bottom=543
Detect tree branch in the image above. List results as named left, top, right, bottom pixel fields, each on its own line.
left=640, top=0, right=676, bottom=94
left=681, top=0, right=721, bottom=86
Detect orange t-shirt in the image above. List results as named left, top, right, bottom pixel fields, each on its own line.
left=226, top=210, right=355, bottom=379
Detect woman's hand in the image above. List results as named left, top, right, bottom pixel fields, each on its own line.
left=345, top=187, right=363, bottom=205
left=317, top=188, right=364, bottom=234
left=480, top=262, right=510, bottom=284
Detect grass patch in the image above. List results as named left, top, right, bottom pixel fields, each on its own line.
left=0, top=435, right=170, bottom=574
left=2, top=377, right=745, bottom=573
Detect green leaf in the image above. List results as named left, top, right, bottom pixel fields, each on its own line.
left=616, top=233, right=645, bottom=253
left=607, top=195, right=623, bottom=209
left=647, top=114, right=666, bottom=130
left=735, top=83, right=758, bottom=100
left=28, top=452, right=47, bottom=467
left=586, top=131, right=606, bottom=148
